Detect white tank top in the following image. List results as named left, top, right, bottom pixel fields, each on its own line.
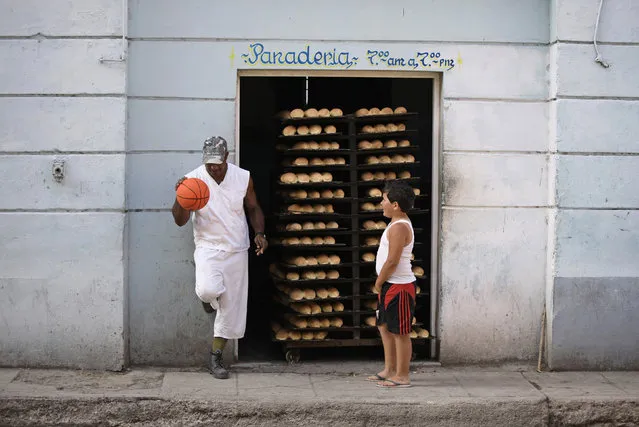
left=186, top=163, right=250, bottom=252
left=375, top=219, right=416, bottom=284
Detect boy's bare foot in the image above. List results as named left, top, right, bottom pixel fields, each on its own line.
left=378, top=375, right=411, bottom=387
left=367, top=371, right=394, bottom=382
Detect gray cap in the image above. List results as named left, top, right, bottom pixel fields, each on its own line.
left=202, top=136, right=228, bottom=164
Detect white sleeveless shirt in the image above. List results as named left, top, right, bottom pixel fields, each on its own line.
left=186, top=163, right=250, bottom=252
left=375, top=219, right=416, bottom=284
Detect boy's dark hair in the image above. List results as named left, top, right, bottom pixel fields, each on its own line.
left=383, top=180, right=415, bottom=212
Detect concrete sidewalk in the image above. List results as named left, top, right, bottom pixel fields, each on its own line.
left=0, top=363, right=637, bottom=426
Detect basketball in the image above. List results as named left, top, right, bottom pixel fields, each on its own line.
left=176, top=178, right=210, bottom=210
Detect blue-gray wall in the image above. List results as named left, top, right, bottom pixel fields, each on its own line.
left=1, top=0, right=637, bottom=370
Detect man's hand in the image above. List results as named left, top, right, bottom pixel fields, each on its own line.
left=254, top=234, right=268, bottom=256
left=175, top=176, right=187, bottom=191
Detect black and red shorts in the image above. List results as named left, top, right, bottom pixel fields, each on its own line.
left=376, top=282, right=416, bottom=335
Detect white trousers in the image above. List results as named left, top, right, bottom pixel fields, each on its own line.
left=194, top=247, right=249, bottom=339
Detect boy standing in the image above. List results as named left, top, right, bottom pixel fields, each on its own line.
left=369, top=180, right=416, bottom=388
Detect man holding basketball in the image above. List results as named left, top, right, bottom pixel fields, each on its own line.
left=172, top=136, right=268, bottom=379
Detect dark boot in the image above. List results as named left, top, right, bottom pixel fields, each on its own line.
left=209, top=350, right=229, bottom=379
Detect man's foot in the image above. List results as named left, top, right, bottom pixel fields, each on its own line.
left=201, top=301, right=214, bottom=313
left=209, top=350, right=229, bottom=379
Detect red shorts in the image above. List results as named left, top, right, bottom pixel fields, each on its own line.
left=376, top=282, right=416, bottom=335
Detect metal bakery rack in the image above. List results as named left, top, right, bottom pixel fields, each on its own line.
left=269, top=110, right=434, bottom=363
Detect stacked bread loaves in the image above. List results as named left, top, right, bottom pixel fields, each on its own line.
left=355, top=106, right=408, bottom=117
left=360, top=123, right=406, bottom=134
left=292, top=141, right=340, bottom=150
left=360, top=171, right=409, bottom=181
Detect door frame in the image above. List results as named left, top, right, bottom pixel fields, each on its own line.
left=236, top=69, right=443, bottom=360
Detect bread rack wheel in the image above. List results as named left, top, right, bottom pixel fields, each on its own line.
left=286, top=349, right=301, bottom=364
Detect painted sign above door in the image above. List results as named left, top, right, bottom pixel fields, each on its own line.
left=236, top=43, right=460, bottom=71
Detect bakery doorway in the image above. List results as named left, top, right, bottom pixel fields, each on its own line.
left=237, top=72, right=439, bottom=363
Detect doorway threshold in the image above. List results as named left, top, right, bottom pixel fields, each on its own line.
left=233, top=360, right=441, bottom=375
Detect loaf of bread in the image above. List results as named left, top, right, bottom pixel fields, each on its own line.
left=386, top=123, right=398, bottom=132
left=413, top=188, right=421, bottom=195
left=358, top=140, right=372, bottom=150
left=417, top=328, right=430, bottom=338
left=366, top=156, right=379, bottom=165
left=292, top=303, right=312, bottom=314
left=292, top=256, right=307, bottom=266
left=391, top=154, right=405, bottom=164
left=326, top=270, right=339, bottom=279
left=355, top=108, right=369, bottom=117
left=369, top=107, right=381, bottom=115
left=310, top=303, right=322, bottom=314
left=404, top=154, right=415, bottom=163
left=374, top=171, right=386, bottom=180
left=280, top=172, right=297, bottom=184
left=371, top=140, right=383, bottom=149
left=364, top=300, right=378, bottom=310
left=416, top=285, right=421, bottom=294
left=332, top=301, right=344, bottom=311
left=289, top=331, right=301, bottom=341
left=289, top=288, right=304, bottom=300
left=310, top=172, right=323, bottom=183
left=398, top=139, right=410, bottom=147
left=323, top=157, right=336, bottom=166
left=297, top=173, right=310, bottom=183
left=304, top=289, right=317, bottom=299
left=291, top=108, right=304, bottom=118
left=330, top=317, right=344, bottom=328
left=319, top=318, right=331, bottom=328
left=297, top=125, right=310, bottom=136
left=368, top=188, right=382, bottom=197
left=362, top=125, right=375, bottom=134
left=374, top=124, right=387, bottom=133
left=314, top=331, right=328, bottom=340
left=364, top=316, right=376, bottom=327
left=321, top=302, right=333, bottom=312
left=381, top=107, right=393, bottom=115
left=397, top=123, right=406, bottom=131
left=308, top=318, right=321, bottom=329
left=330, top=108, right=343, bottom=117
left=394, top=106, right=407, bottom=114
left=292, top=142, right=308, bottom=150
left=309, top=124, right=322, bottom=135
left=399, top=171, right=411, bottom=179
left=318, top=108, right=330, bottom=118
left=308, top=141, right=319, bottom=150
left=379, top=155, right=392, bottom=164
left=305, top=108, right=318, bottom=118
left=363, top=220, right=377, bottom=230
left=306, top=256, right=318, bottom=266
left=313, top=205, right=326, bottom=213
left=365, top=237, right=380, bottom=246
left=412, top=266, right=425, bottom=277
left=375, top=221, right=387, bottom=230
left=384, top=140, right=398, bottom=148
left=328, top=255, right=341, bottom=265
left=326, top=221, right=339, bottom=229
left=286, top=223, right=302, bottom=231
left=283, top=125, right=297, bottom=136
left=302, top=271, right=317, bottom=280
left=361, top=172, right=374, bottom=181
left=321, top=172, right=333, bottom=182
left=302, top=222, right=314, bottom=230
left=316, top=254, right=330, bottom=265
left=324, top=125, right=337, bottom=134
left=410, top=330, right=418, bottom=339
left=361, top=202, right=376, bottom=211
left=316, top=288, right=329, bottom=299
left=307, top=190, right=320, bottom=199
left=362, top=252, right=375, bottom=262
left=319, top=141, right=332, bottom=150
left=314, top=221, right=326, bottom=229
left=292, top=317, right=308, bottom=328
left=330, top=141, right=340, bottom=150
left=324, top=236, right=336, bottom=245
left=328, top=288, right=340, bottom=298
left=276, top=330, right=289, bottom=340
left=315, top=270, right=327, bottom=280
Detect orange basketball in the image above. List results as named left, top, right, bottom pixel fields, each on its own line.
left=176, top=178, right=210, bottom=211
